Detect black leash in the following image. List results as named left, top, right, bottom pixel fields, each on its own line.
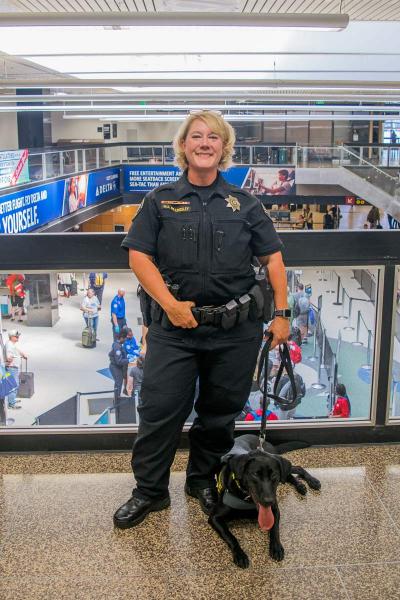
left=257, top=333, right=302, bottom=448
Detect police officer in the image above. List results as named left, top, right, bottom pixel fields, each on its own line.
left=108, top=331, right=129, bottom=403
left=114, top=110, right=290, bottom=529
left=110, top=288, right=126, bottom=340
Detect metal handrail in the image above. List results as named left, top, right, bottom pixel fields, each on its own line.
left=341, top=146, right=398, bottom=182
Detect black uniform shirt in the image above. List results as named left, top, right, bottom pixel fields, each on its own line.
left=122, top=172, right=283, bottom=306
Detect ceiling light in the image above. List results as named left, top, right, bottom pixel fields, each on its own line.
left=60, top=114, right=395, bottom=122
left=1, top=104, right=400, bottom=113
left=0, top=12, right=349, bottom=31
left=2, top=79, right=399, bottom=91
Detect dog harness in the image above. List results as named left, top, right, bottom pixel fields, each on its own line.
left=217, top=468, right=256, bottom=511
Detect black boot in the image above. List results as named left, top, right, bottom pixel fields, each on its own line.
left=113, top=492, right=170, bottom=529
left=184, top=484, right=218, bottom=515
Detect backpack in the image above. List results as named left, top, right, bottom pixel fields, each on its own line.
left=290, top=326, right=302, bottom=348
left=276, top=373, right=306, bottom=402
left=298, top=295, right=310, bottom=314
left=95, top=273, right=104, bottom=287
left=293, top=301, right=300, bottom=319
left=12, top=281, right=25, bottom=298
left=287, top=340, right=302, bottom=365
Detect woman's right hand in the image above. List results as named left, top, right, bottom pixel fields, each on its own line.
left=165, top=300, right=198, bottom=328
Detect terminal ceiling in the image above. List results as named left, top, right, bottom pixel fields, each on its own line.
left=1, top=0, right=400, bottom=112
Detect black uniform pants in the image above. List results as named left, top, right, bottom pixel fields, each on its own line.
left=131, top=318, right=263, bottom=499
left=109, top=364, right=124, bottom=402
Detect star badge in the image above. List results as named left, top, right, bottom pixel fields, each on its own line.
left=225, top=195, right=241, bottom=212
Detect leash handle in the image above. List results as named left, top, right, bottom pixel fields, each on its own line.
left=257, top=333, right=302, bottom=448
left=259, top=333, right=273, bottom=448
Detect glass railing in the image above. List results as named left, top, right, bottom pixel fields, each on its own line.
left=389, top=266, right=400, bottom=421
left=2, top=142, right=399, bottom=194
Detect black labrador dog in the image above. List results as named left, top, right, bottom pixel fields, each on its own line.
left=209, top=434, right=321, bottom=568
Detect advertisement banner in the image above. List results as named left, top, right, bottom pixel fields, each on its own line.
left=124, top=165, right=182, bottom=192
left=388, top=215, right=400, bottom=229
left=0, top=149, right=30, bottom=190
left=123, top=165, right=295, bottom=195
left=0, top=167, right=120, bottom=234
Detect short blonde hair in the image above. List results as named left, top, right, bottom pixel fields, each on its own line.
left=173, top=110, right=236, bottom=171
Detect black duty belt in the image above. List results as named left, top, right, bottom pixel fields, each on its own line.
left=151, top=275, right=272, bottom=331
left=192, top=293, right=253, bottom=329
left=152, top=287, right=264, bottom=331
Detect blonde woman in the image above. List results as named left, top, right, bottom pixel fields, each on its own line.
left=115, top=110, right=289, bottom=528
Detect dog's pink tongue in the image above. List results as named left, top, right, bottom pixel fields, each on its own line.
left=257, top=504, right=274, bottom=531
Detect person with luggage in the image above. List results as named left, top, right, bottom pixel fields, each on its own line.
left=89, top=272, right=108, bottom=304
left=6, top=274, right=25, bottom=322
left=80, top=288, right=101, bottom=343
left=5, top=330, right=26, bottom=409
left=109, top=331, right=129, bottom=403
left=111, top=288, right=127, bottom=340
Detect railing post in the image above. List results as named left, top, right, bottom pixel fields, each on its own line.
left=74, top=149, right=78, bottom=173
left=309, top=310, right=319, bottom=363
left=59, top=151, right=63, bottom=176
left=312, top=327, right=326, bottom=390
left=76, top=393, right=81, bottom=425
left=333, top=274, right=342, bottom=305
left=293, top=145, right=298, bottom=167
left=362, top=330, right=373, bottom=370
left=338, top=288, right=348, bottom=320
left=41, top=153, right=47, bottom=181
left=320, top=330, right=326, bottom=369
left=344, top=297, right=355, bottom=331
left=96, top=147, right=99, bottom=169
left=352, top=311, right=363, bottom=346
left=82, top=149, right=86, bottom=173
left=327, top=269, right=335, bottom=294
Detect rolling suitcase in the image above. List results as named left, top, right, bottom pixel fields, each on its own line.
left=82, top=316, right=96, bottom=348
left=18, top=358, right=35, bottom=398
left=70, top=279, right=78, bottom=296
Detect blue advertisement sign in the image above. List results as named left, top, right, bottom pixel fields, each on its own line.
left=388, top=215, right=400, bottom=229
left=0, top=167, right=120, bottom=234
left=123, top=165, right=295, bottom=195
left=124, top=165, right=182, bottom=192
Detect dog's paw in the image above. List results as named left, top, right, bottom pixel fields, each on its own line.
left=233, top=549, right=250, bottom=569
left=296, top=482, right=308, bottom=496
left=270, top=543, right=285, bottom=562
left=308, top=477, right=321, bottom=491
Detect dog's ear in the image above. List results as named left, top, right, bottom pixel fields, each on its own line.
left=275, top=456, right=292, bottom=483
left=230, top=454, right=251, bottom=480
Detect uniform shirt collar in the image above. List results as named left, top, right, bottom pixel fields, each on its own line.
left=175, top=170, right=231, bottom=200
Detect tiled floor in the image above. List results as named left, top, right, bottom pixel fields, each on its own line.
left=1, top=444, right=400, bottom=600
